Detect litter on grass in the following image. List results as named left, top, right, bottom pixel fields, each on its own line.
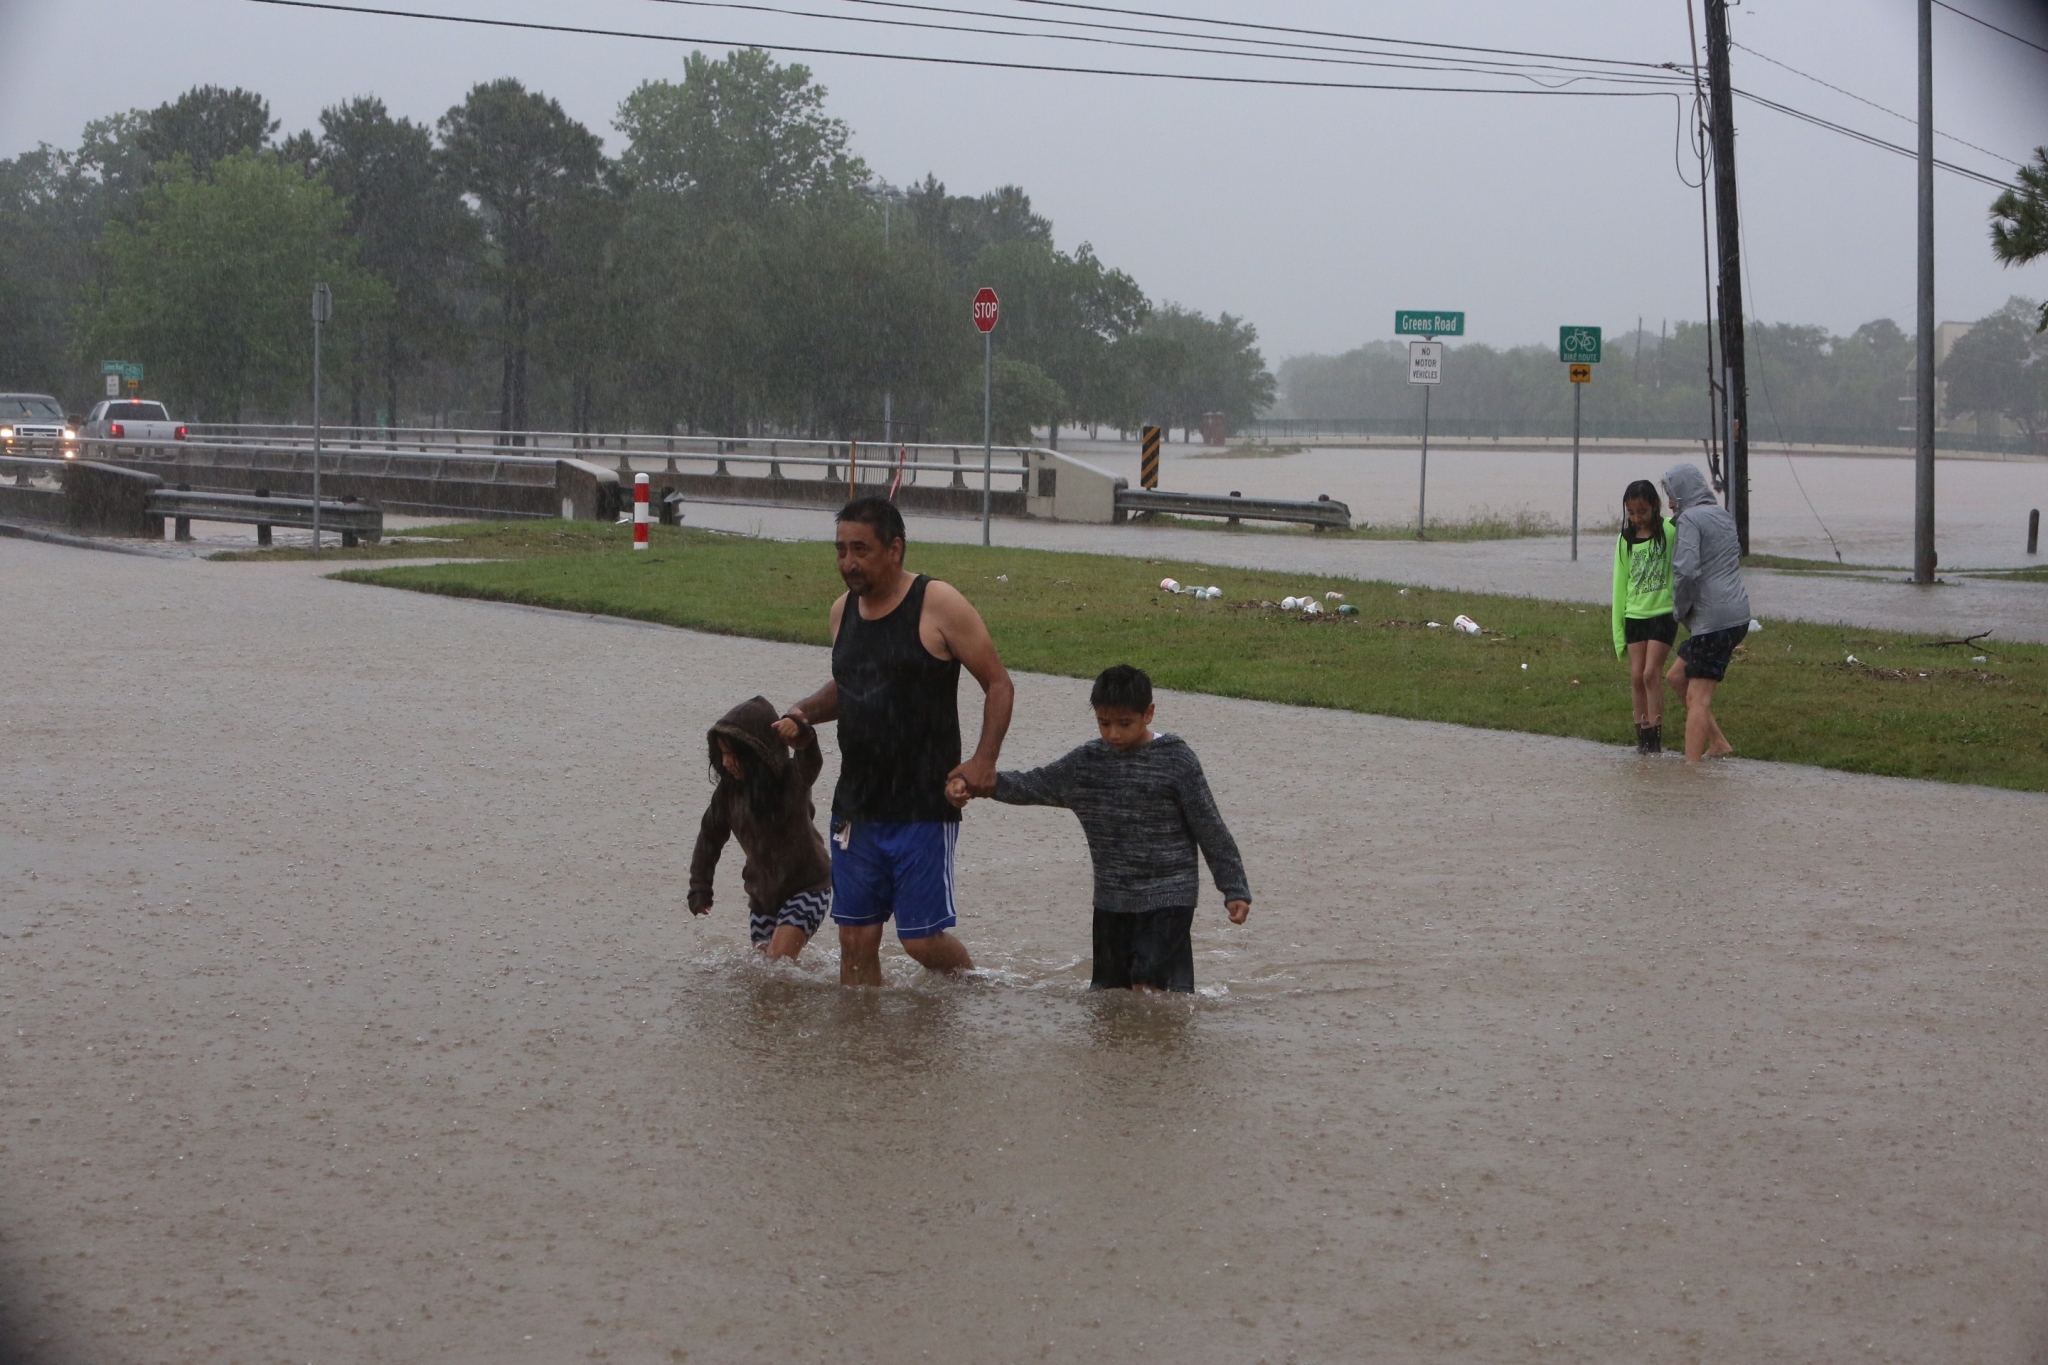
left=1453, top=615, right=1482, bottom=635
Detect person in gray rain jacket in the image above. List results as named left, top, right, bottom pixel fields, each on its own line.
left=1661, top=462, right=1751, bottom=764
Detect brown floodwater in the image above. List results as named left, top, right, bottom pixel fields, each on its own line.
left=3, top=539, right=2045, bottom=1364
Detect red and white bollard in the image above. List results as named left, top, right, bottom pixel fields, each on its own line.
left=632, top=473, right=650, bottom=550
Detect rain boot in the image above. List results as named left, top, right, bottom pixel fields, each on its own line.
left=1644, top=723, right=1663, bottom=754
left=1634, top=723, right=1650, bottom=754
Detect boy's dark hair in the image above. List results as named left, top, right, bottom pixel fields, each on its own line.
left=1090, top=664, right=1152, bottom=712
left=1621, top=479, right=1666, bottom=550
left=837, top=495, right=906, bottom=548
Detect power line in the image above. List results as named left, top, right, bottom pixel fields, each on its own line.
left=627, top=0, right=1695, bottom=87
left=1931, top=0, right=2048, bottom=57
left=1732, top=38, right=2021, bottom=166
left=236, top=0, right=2027, bottom=187
left=694, top=0, right=1673, bottom=77
left=992, top=0, right=1673, bottom=71
left=238, top=0, right=1686, bottom=97
left=1735, top=87, right=2012, bottom=187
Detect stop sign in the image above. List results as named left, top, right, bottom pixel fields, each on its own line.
left=972, top=287, right=1000, bottom=334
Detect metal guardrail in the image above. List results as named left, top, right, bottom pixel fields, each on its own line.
left=171, top=427, right=1039, bottom=490
left=1116, top=488, right=1351, bottom=530
left=149, top=489, right=383, bottom=547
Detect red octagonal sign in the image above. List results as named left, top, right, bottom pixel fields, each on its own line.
left=972, top=286, right=1000, bottom=334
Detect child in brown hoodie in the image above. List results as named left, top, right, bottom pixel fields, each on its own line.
left=688, top=697, right=833, bottom=960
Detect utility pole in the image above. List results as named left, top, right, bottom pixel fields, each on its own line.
left=311, top=282, right=331, bottom=551
left=1914, top=0, right=1937, bottom=584
left=1704, top=0, right=1751, bottom=554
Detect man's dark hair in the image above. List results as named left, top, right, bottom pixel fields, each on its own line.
left=837, top=495, right=906, bottom=548
left=1090, top=664, right=1152, bottom=712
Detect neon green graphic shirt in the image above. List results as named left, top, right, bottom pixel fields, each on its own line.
left=1611, top=518, right=1677, bottom=656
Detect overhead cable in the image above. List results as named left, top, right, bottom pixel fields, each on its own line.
left=627, top=0, right=1694, bottom=87
left=1931, top=0, right=2048, bottom=57
left=237, top=0, right=1685, bottom=97
left=1732, top=38, right=2021, bottom=165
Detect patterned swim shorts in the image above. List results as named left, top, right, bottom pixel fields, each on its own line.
left=749, top=886, right=831, bottom=946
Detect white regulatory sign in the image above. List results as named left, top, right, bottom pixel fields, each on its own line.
left=1408, top=340, right=1443, bottom=386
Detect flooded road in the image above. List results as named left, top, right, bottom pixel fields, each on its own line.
left=4, top=538, right=2046, bottom=1363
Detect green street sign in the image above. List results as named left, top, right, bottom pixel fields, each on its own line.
left=100, top=360, right=144, bottom=380
left=1558, top=326, right=1602, bottom=363
left=1396, top=310, right=1465, bottom=337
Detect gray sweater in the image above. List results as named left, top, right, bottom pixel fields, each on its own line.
left=993, top=733, right=1251, bottom=914
left=1665, top=461, right=1752, bottom=635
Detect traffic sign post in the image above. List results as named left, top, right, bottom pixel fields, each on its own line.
left=312, top=283, right=332, bottom=551
left=102, top=360, right=143, bottom=396
left=1408, top=341, right=1444, bottom=538
left=974, top=287, right=999, bottom=546
left=1398, top=313, right=1460, bottom=539
left=1559, top=328, right=1601, bottom=561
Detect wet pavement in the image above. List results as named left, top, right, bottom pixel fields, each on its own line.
left=4, top=536, right=2046, bottom=1363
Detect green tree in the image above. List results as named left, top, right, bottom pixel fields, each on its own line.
left=615, top=51, right=865, bottom=215
left=974, top=238, right=1146, bottom=445
left=1991, top=148, right=2048, bottom=330
left=0, top=113, right=156, bottom=402
left=299, top=96, right=475, bottom=429
left=438, top=79, right=606, bottom=437
left=1942, top=298, right=2046, bottom=440
left=82, top=152, right=386, bottom=421
left=1132, top=305, right=1276, bottom=439
left=901, top=178, right=1053, bottom=273
left=138, top=86, right=277, bottom=177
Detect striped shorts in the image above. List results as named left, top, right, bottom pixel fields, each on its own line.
left=749, top=886, right=832, bottom=946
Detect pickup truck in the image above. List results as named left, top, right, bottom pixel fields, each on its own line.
left=0, top=393, right=81, bottom=458
left=83, top=399, right=187, bottom=449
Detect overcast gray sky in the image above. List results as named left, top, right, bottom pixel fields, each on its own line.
left=5, top=0, right=2046, bottom=360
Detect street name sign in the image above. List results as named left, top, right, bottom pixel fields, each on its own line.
left=1396, top=310, right=1464, bottom=337
left=973, top=287, right=1000, bottom=333
left=1408, top=341, right=1443, bottom=385
left=1558, top=326, right=1602, bottom=363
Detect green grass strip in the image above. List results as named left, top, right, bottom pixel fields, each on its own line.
left=324, top=523, right=2048, bottom=792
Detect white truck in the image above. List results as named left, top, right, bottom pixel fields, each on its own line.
left=83, top=399, right=187, bottom=451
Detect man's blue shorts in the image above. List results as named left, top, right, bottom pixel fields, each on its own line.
left=829, top=819, right=958, bottom=940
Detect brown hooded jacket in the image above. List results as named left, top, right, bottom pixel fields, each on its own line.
left=688, top=696, right=831, bottom=917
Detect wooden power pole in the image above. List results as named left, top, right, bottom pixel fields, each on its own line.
left=1704, top=0, right=1751, bottom=554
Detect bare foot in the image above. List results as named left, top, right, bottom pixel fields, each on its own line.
left=1707, top=742, right=1734, bottom=758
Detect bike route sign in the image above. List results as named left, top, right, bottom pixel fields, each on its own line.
left=1558, top=326, right=1603, bottom=364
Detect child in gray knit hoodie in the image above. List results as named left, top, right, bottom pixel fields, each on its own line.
left=951, top=664, right=1250, bottom=993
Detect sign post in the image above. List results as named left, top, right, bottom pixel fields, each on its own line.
left=101, top=360, right=143, bottom=397
left=974, top=287, right=1000, bottom=546
left=1398, top=312, right=1460, bottom=539
left=312, top=283, right=332, bottom=551
left=1559, top=327, right=1601, bottom=561
left=1140, top=425, right=1161, bottom=489
left=1407, top=340, right=1443, bottom=538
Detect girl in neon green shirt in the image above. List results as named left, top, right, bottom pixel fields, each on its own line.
left=1611, top=479, right=1677, bottom=752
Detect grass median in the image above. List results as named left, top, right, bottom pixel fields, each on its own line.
left=323, top=522, right=2048, bottom=792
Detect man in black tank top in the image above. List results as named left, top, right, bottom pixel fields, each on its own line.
left=775, top=497, right=1015, bottom=987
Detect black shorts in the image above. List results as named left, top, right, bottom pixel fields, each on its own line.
left=1677, top=624, right=1745, bottom=682
left=1623, top=613, right=1678, bottom=646
left=1092, top=906, right=1196, bottom=993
